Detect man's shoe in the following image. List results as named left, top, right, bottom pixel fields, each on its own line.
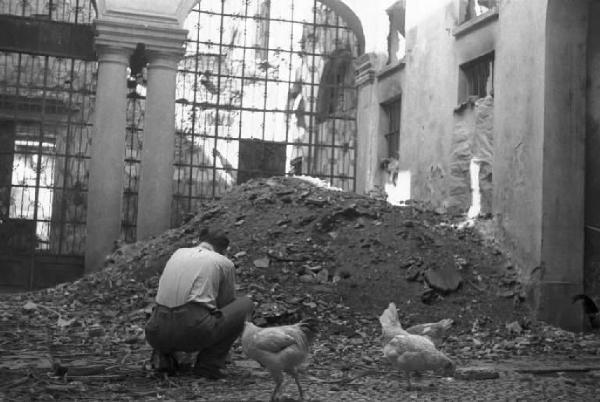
left=193, top=365, right=228, bottom=380
left=150, top=350, right=178, bottom=375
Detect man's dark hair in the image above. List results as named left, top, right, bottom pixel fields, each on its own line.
left=204, top=229, right=229, bottom=253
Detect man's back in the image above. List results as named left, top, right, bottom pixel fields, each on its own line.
left=155, top=246, right=235, bottom=309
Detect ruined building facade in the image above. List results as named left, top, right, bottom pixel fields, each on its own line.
left=0, top=0, right=597, bottom=330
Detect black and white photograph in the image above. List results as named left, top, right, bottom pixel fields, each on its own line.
left=1, top=0, right=599, bottom=400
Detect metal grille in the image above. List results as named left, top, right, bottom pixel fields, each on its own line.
left=173, top=0, right=359, bottom=225
left=0, top=0, right=96, bottom=289
left=0, top=0, right=96, bottom=22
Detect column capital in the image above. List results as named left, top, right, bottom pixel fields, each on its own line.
left=95, top=44, right=131, bottom=64
left=146, top=50, right=184, bottom=71
left=94, top=19, right=187, bottom=60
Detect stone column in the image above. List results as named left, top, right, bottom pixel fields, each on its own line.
left=136, top=50, right=183, bottom=240
left=85, top=45, right=130, bottom=272
left=537, top=0, right=588, bottom=331
left=354, top=52, right=384, bottom=195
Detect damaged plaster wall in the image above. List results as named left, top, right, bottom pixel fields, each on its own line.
left=399, top=0, right=496, bottom=209
left=399, top=0, right=460, bottom=207
left=448, top=96, right=494, bottom=214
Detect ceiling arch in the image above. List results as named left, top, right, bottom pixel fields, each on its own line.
left=176, top=0, right=365, bottom=54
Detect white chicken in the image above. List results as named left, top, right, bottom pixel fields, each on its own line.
left=380, top=301, right=454, bottom=346
left=241, top=319, right=317, bottom=402
left=380, top=303, right=455, bottom=390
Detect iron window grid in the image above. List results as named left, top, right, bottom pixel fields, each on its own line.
left=173, top=0, right=358, bottom=224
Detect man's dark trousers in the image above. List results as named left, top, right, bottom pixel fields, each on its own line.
left=145, top=295, right=253, bottom=371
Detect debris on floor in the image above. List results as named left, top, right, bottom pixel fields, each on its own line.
left=1, top=176, right=599, bottom=401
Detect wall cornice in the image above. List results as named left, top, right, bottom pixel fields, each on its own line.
left=97, top=0, right=181, bottom=29
left=94, top=19, right=187, bottom=58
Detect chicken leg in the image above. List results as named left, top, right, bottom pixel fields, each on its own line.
left=270, top=371, right=284, bottom=402
left=289, top=368, right=304, bottom=401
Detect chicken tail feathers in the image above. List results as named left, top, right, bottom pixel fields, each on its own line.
left=572, top=294, right=599, bottom=314
left=298, top=318, right=318, bottom=344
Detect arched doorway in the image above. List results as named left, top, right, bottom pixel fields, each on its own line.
left=171, top=0, right=362, bottom=225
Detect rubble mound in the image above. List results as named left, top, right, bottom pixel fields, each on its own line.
left=3, top=177, right=600, bottom=401
left=8, top=176, right=526, bottom=332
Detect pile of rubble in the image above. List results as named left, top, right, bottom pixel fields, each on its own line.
left=3, top=176, right=600, bottom=400
left=2, top=176, right=600, bottom=367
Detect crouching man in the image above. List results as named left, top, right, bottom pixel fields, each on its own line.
left=145, top=228, right=254, bottom=379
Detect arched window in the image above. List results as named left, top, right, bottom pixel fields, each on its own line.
left=173, top=0, right=361, bottom=224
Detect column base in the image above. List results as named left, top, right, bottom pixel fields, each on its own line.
left=535, top=281, right=584, bottom=332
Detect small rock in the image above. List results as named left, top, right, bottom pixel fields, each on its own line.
left=253, top=257, right=270, bottom=268
left=498, top=290, right=515, bottom=298
left=420, top=288, right=440, bottom=304
left=405, top=267, right=422, bottom=282
left=454, top=367, right=500, bottom=380
left=305, top=197, right=328, bottom=207
left=89, top=327, right=105, bottom=337
left=299, top=274, right=317, bottom=283
left=506, top=321, right=523, bottom=335
left=234, top=359, right=262, bottom=369
left=317, top=268, right=329, bottom=283
left=424, top=263, right=462, bottom=293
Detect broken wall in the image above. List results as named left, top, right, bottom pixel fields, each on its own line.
left=448, top=96, right=493, bottom=214
left=399, top=0, right=459, bottom=207
left=399, top=0, right=496, bottom=209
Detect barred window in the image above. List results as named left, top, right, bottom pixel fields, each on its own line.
left=460, top=52, right=494, bottom=102
left=172, top=0, right=361, bottom=225
left=382, top=98, right=401, bottom=159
